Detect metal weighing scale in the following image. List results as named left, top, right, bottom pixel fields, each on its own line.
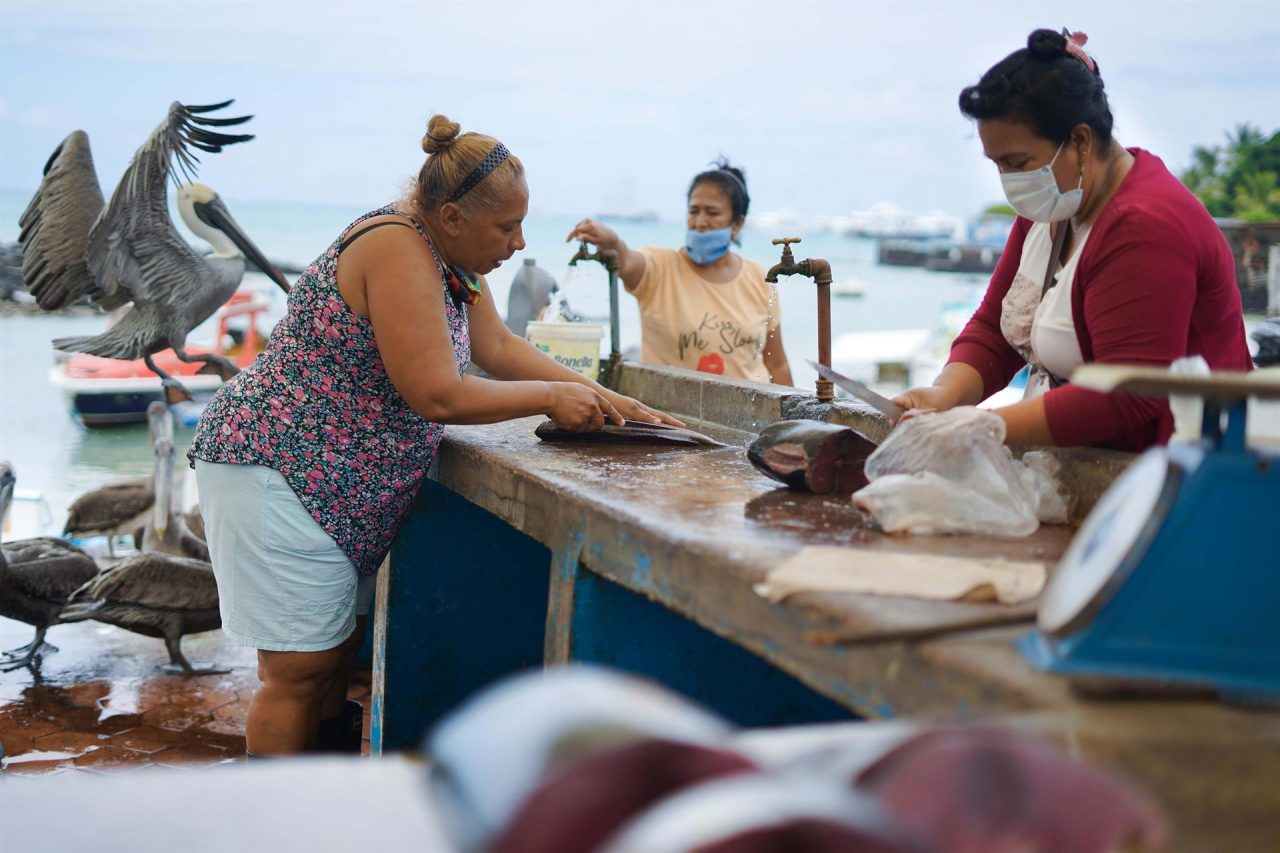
left=1020, top=366, right=1280, bottom=706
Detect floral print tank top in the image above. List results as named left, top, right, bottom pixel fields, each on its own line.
left=189, top=205, right=471, bottom=575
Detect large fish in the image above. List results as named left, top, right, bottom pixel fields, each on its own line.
left=747, top=420, right=878, bottom=494
left=534, top=419, right=726, bottom=447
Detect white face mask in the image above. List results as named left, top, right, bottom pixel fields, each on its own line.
left=1000, top=141, right=1082, bottom=222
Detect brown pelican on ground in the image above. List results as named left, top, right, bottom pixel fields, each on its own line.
left=60, top=553, right=223, bottom=675
left=63, top=476, right=153, bottom=556
left=18, top=100, right=291, bottom=403
left=138, top=402, right=208, bottom=561
left=0, top=462, right=101, bottom=671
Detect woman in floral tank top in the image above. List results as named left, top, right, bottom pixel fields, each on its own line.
left=189, top=115, right=681, bottom=757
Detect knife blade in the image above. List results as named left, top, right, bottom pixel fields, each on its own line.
left=806, top=359, right=905, bottom=424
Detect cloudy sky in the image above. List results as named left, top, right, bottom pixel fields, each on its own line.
left=1, top=0, right=1277, bottom=221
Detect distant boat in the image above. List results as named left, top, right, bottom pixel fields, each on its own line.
left=923, top=244, right=1002, bottom=274
left=923, top=212, right=1014, bottom=274
left=876, top=237, right=950, bottom=267
left=831, top=280, right=866, bottom=299
left=48, top=289, right=272, bottom=427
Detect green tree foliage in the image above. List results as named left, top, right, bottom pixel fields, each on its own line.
left=1181, top=124, right=1280, bottom=221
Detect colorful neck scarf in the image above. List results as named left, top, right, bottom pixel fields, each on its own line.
left=447, top=266, right=484, bottom=306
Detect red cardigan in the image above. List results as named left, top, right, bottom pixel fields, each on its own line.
left=949, top=149, right=1253, bottom=451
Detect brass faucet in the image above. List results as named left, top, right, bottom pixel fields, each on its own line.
left=765, top=238, right=834, bottom=401
left=568, top=241, right=623, bottom=388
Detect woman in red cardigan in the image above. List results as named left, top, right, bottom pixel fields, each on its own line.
left=896, top=29, right=1252, bottom=452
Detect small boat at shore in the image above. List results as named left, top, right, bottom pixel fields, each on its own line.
left=878, top=212, right=1014, bottom=275
left=48, top=289, right=271, bottom=427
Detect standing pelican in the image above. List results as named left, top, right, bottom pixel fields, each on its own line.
left=60, top=553, right=223, bottom=675
left=18, top=100, right=291, bottom=403
left=0, top=462, right=100, bottom=671
left=63, top=476, right=153, bottom=556
left=139, top=402, right=208, bottom=561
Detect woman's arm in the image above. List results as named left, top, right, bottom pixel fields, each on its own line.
left=467, top=282, right=684, bottom=426
left=565, top=219, right=647, bottom=292
left=993, top=396, right=1054, bottom=445
left=762, top=324, right=793, bottom=386
left=354, top=227, right=620, bottom=430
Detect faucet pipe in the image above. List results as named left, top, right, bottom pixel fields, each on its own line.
left=568, top=241, right=621, bottom=360
left=765, top=237, right=834, bottom=402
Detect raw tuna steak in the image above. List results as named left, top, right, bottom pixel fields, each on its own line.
left=748, top=420, right=878, bottom=494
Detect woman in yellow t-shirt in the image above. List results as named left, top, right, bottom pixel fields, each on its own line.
left=566, top=160, right=793, bottom=385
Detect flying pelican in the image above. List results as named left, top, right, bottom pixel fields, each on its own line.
left=0, top=462, right=100, bottom=671
left=18, top=100, right=291, bottom=403
left=63, top=476, right=153, bottom=556
left=138, top=402, right=208, bottom=561
left=60, top=552, right=223, bottom=675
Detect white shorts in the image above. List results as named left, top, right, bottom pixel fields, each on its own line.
left=194, top=460, right=376, bottom=653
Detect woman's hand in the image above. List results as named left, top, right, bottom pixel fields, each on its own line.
left=599, top=389, right=686, bottom=428
left=565, top=217, right=621, bottom=253
left=565, top=217, right=648, bottom=290
left=892, top=384, right=960, bottom=417
left=547, top=382, right=624, bottom=431
left=892, top=364, right=985, bottom=418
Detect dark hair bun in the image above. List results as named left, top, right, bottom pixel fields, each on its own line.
left=1027, top=28, right=1068, bottom=59
left=423, top=114, right=461, bottom=155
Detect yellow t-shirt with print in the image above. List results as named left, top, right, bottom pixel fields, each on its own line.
left=632, top=247, right=779, bottom=383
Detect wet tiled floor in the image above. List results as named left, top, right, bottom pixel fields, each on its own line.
left=0, top=615, right=372, bottom=776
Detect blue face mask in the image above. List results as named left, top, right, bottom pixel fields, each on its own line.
left=685, top=227, right=734, bottom=265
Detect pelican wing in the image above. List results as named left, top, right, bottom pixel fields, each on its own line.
left=79, top=553, right=219, bottom=611
left=17, top=131, right=107, bottom=310
left=3, top=538, right=99, bottom=600
left=84, top=100, right=254, bottom=310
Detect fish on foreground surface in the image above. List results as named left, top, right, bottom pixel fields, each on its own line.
left=534, top=419, right=726, bottom=447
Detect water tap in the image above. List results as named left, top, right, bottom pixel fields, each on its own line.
left=568, top=240, right=619, bottom=272
left=766, top=237, right=834, bottom=402
left=567, top=241, right=623, bottom=386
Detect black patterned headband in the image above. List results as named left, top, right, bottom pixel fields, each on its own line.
left=446, top=142, right=511, bottom=203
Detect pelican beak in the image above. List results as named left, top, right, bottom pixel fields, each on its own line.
left=195, top=195, right=292, bottom=294
left=153, top=440, right=175, bottom=540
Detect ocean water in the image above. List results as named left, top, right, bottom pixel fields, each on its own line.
left=0, top=188, right=985, bottom=533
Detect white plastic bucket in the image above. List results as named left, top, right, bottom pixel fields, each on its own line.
left=526, top=321, right=604, bottom=380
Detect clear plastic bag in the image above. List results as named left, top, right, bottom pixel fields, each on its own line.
left=853, top=408, right=1067, bottom=537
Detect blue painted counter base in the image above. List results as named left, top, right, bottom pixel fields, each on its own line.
left=373, top=482, right=551, bottom=752
left=373, top=482, right=852, bottom=752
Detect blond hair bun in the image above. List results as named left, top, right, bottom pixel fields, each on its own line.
left=422, top=114, right=462, bottom=155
